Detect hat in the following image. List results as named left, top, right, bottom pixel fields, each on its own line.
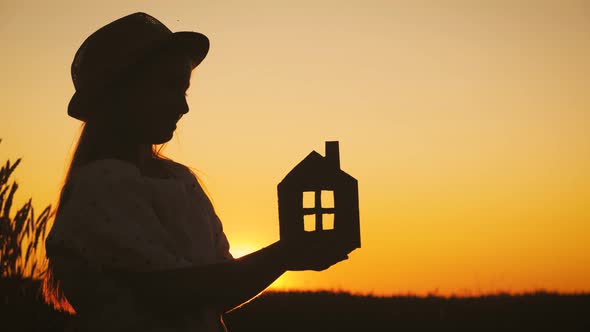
left=68, top=12, right=209, bottom=121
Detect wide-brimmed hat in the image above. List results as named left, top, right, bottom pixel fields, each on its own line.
left=67, top=12, right=209, bottom=121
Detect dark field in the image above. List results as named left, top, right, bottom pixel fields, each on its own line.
left=225, top=291, right=590, bottom=332
left=2, top=279, right=589, bottom=331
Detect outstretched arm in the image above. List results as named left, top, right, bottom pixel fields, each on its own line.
left=124, top=241, right=285, bottom=313
left=111, top=237, right=347, bottom=313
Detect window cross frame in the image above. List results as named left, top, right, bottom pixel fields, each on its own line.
left=302, top=190, right=335, bottom=231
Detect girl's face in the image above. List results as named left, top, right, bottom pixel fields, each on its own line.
left=121, top=52, right=194, bottom=144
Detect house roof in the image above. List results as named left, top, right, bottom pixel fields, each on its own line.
left=278, top=150, right=357, bottom=188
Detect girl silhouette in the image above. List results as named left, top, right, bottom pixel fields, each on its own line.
left=44, top=12, right=348, bottom=332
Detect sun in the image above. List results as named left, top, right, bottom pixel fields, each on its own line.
left=229, top=243, right=258, bottom=259
left=229, top=242, right=300, bottom=291
left=268, top=274, right=293, bottom=291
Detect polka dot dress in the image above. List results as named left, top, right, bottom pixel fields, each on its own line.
left=46, top=158, right=233, bottom=331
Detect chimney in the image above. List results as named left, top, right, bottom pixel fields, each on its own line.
left=325, top=141, right=340, bottom=170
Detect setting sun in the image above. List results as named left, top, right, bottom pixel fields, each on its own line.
left=229, top=243, right=258, bottom=259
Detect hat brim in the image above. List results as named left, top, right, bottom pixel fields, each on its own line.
left=68, top=31, right=209, bottom=121
left=155, top=31, right=210, bottom=69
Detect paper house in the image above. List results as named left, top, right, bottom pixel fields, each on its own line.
left=278, top=141, right=360, bottom=254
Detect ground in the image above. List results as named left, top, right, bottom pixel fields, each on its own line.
left=2, top=279, right=589, bottom=331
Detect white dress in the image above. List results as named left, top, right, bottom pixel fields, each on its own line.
left=45, top=158, right=233, bottom=331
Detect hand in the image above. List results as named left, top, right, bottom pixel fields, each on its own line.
left=276, top=233, right=350, bottom=271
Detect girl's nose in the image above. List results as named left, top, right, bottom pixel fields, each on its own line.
left=180, top=98, right=189, bottom=114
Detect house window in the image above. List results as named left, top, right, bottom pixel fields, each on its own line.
left=304, top=214, right=316, bottom=232
left=321, top=190, right=334, bottom=208
left=303, top=191, right=315, bottom=208
left=302, top=190, right=335, bottom=231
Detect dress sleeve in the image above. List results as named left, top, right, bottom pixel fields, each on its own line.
left=175, top=161, right=234, bottom=263
left=211, top=211, right=233, bottom=261
left=46, top=159, right=192, bottom=273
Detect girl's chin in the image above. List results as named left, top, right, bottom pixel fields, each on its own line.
left=150, top=131, right=174, bottom=144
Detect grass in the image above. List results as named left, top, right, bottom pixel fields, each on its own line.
left=224, top=290, right=590, bottom=332
left=1, top=139, right=52, bottom=279
left=1, top=284, right=589, bottom=332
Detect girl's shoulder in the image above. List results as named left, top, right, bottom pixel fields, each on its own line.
left=158, top=158, right=196, bottom=179
left=68, top=158, right=195, bottom=188
left=71, top=158, right=141, bottom=182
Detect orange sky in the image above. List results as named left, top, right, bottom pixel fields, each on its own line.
left=1, top=0, right=589, bottom=296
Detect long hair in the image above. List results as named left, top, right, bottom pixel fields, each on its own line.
left=41, top=119, right=173, bottom=313
left=42, top=48, right=196, bottom=313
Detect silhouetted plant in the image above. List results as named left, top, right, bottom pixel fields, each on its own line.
left=0, top=139, right=51, bottom=279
